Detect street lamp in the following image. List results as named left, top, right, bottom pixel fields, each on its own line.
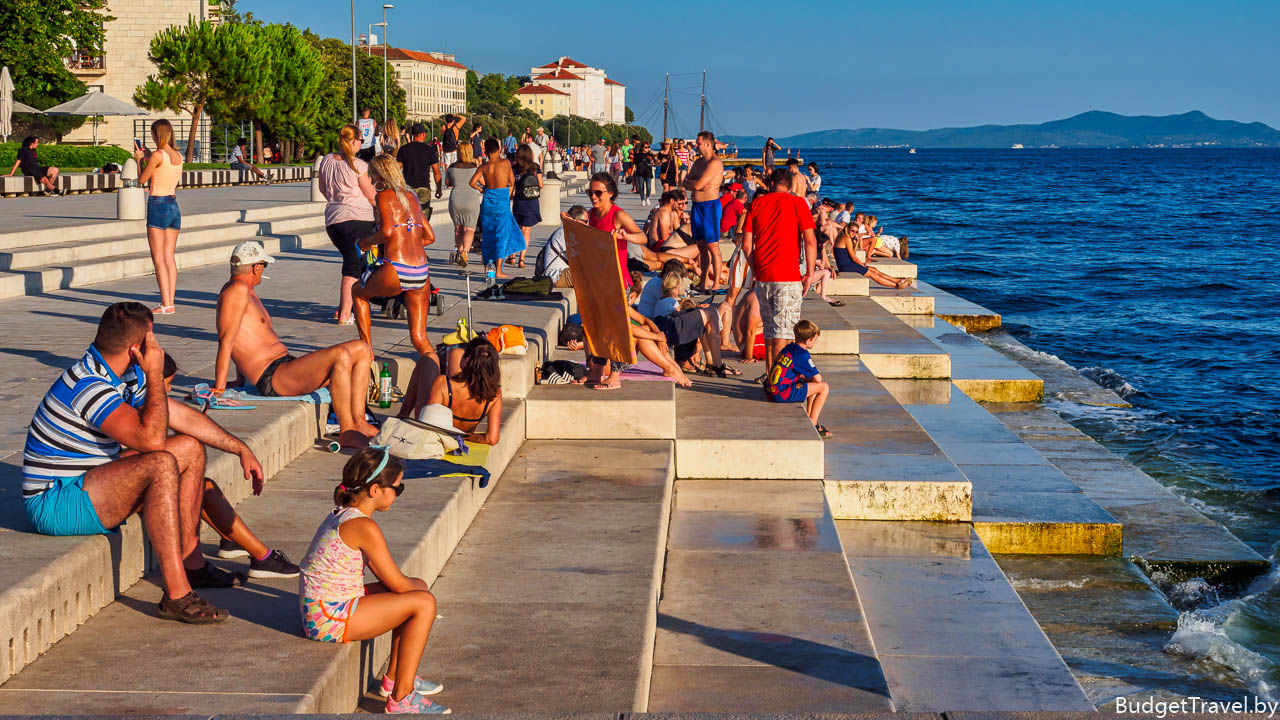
left=382, top=4, right=394, bottom=126
left=366, top=24, right=382, bottom=55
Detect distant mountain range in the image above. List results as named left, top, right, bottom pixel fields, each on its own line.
left=720, top=111, right=1280, bottom=149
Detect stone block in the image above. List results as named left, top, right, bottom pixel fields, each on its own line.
left=525, top=382, right=676, bottom=439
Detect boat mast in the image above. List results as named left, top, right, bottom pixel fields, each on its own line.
left=699, top=70, right=705, bottom=134
left=662, top=73, right=669, bottom=141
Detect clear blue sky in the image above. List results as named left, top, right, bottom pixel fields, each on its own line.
left=239, top=0, right=1280, bottom=137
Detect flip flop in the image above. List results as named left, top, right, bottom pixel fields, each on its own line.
left=828, top=300, right=846, bottom=307
left=815, top=424, right=833, bottom=438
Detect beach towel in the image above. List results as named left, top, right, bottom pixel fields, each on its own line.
left=406, top=443, right=494, bottom=488
left=479, top=187, right=525, bottom=265
left=185, top=384, right=256, bottom=410
left=621, top=360, right=676, bottom=382
left=223, top=386, right=332, bottom=404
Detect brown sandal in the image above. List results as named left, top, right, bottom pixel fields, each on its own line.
left=158, top=590, right=230, bottom=624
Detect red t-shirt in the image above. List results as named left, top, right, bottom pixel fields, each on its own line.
left=720, top=195, right=745, bottom=233
left=743, top=192, right=814, bottom=282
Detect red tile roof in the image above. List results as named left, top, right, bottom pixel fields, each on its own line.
left=604, top=78, right=625, bottom=86
left=533, top=69, right=584, bottom=81
left=517, top=85, right=569, bottom=96
left=373, top=47, right=468, bottom=70
left=556, top=57, right=588, bottom=68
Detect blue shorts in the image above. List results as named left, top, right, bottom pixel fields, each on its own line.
left=768, top=382, right=808, bottom=404
left=24, top=475, right=109, bottom=536
left=690, top=199, right=723, bottom=244
left=147, top=195, right=182, bottom=230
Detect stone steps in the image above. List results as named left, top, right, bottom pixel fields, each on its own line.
left=895, top=382, right=1121, bottom=555
left=914, top=280, right=1003, bottom=332
left=801, top=296, right=860, bottom=354
left=869, top=285, right=935, bottom=315
left=648, top=479, right=894, bottom=712
left=819, top=357, right=972, bottom=522
left=838, top=520, right=1094, bottom=711
left=832, top=297, right=951, bottom=379
left=425, top=440, right=674, bottom=712
left=909, top=316, right=1044, bottom=403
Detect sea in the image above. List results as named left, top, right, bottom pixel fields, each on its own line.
left=803, top=148, right=1280, bottom=699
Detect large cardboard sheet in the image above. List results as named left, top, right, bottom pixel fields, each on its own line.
left=561, top=215, right=636, bottom=364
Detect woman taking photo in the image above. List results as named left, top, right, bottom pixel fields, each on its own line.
left=353, top=154, right=437, bottom=358
left=135, top=119, right=184, bottom=314
left=445, top=142, right=481, bottom=267
left=318, top=124, right=377, bottom=325
left=509, top=144, right=543, bottom=269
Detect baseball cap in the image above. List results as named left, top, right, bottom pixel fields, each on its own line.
left=230, top=241, right=275, bottom=266
left=729, top=182, right=743, bottom=192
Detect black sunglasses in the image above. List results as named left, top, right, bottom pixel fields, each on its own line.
left=390, top=483, right=406, bottom=496
left=588, top=189, right=607, bottom=198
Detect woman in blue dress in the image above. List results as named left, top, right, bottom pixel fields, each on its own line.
left=468, top=137, right=525, bottom=278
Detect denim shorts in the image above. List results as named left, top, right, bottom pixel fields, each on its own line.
left=24, top=475, right=109, bottom=536
left=147, top=195, right=181, bottom=230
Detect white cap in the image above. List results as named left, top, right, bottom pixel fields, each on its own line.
left=230, top=241, right=275, bottom=266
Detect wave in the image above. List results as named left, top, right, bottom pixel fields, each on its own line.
left=1007, top=577, right=1089, bottom=591
left=1079, top=366, right=1140, bottom=398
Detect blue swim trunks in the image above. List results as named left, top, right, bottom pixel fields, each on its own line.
left=24, top=474, right=109, bottom=536
left=690, top=199, right=723, bottom=244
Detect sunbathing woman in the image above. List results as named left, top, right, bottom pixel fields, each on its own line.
left=354, top=154, right=437, bottom=358
left=427, top=337, right=503, bottom=445
left=831, top=226, right=913, bottom=289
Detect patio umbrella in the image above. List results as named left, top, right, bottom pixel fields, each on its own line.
left=1, top=66, right=13, bottom=142
left=13, top=100, right=41, bottom=115
left=42, top=91, right=148, bottom=145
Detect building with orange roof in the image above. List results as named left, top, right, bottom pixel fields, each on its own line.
left=516, top=85, right=571, bottom=120
left=371, top=46, right=468, bottom=121
left=526, top=57, right=625, bottom=124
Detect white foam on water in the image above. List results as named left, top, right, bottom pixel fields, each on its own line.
left=1080, top=365, right=1139, bottom=398
left=1008, top=576, right=1089, bottom=590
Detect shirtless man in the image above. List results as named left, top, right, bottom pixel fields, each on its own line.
left=786, top=158, right=810, bottom=199
left=683, top=131, right=725, bottom=292
left=213, top=242, right=377, bottom=449
left=646, top=190, right=700, bottom=265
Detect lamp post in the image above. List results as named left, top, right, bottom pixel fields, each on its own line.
left=366, top=24, right=381, bottom=55
left=349, top=0, right=357, bottom=123
left=382, top=4, right=394, bottom=126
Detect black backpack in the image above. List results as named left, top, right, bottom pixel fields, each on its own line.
left=518, top=172, right=541, bottom=200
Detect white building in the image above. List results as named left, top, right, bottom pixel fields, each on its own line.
left=372, top=47, right=468, bottom=121
left=526, top=57, right=625, bottom=124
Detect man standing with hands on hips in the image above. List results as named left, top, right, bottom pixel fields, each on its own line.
left=683, top=131, right=726, bottom=292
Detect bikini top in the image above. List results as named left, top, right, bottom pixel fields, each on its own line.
left=445, top=375, right=493, bottom=425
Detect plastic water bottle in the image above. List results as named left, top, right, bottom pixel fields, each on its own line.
left=378, top=363, right=393, bottom=409
left=485, top=262, right=496, bottom=287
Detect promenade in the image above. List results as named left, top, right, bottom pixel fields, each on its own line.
left=0, top=178, right=1268, bottom=715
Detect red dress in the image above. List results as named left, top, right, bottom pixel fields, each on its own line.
left=589, top=203, right=631, bottom=288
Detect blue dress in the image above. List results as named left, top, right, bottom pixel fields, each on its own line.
left=479, top=187, right=525, bottom=265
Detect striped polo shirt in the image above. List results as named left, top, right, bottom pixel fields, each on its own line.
left=22, top=345, right=147, bottom=497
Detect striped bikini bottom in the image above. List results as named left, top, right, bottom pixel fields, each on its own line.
left=364, top=259, right=429, bottom=292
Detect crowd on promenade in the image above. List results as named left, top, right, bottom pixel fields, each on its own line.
left=16, top=117, right=913, bottom=713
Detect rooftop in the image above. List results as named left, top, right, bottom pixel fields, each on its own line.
left=517, top=85, right=570, bottom=96
left=372, top=46, right=468, bottom=70
left=533, top=69, right=585, bottom=81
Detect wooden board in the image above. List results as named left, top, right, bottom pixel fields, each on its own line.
left=561, top=215, right=636, bottom=364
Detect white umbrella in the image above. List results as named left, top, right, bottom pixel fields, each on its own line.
left=13, top=101, right=40, bottom=114
left=42, top=91, right=148, bottom=145
left=1, top=66, right=13, bottom=142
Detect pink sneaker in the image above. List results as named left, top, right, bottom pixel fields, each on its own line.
left=377, top=674, right=444, bottom=697
left=385, top=691, right=451, bottom=714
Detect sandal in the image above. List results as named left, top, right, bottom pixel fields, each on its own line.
left=154, top=305, right=175, bottom=315
left=828, top=300, right=846, bottom=307
left=815, top=424, right=833, bottom=438
left=157, top=590, right=230, bottom=624
left=186, top=562, right=245, bottom=589
left=711, top=363, right=743, bottom=378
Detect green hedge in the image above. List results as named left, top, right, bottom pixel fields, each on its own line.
left=0, top=143, right=132, bottom=170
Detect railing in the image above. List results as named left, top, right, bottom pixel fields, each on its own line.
left=67, top=52, right=105, bottom=71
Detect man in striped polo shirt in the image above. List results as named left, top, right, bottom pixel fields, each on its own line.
left=23, top=302, right=265, bottom=624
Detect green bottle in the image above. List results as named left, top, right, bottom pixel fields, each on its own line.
left=378, top=363, right=393, bottom=408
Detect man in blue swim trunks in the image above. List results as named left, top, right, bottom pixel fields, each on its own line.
left=683, top=130, right=725, bottom=292
left=22, top=302, right=269, bottom=623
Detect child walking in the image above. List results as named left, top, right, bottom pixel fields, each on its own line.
left=764, top=320, right=832, bottom=438
left=299, top=447, right=450, bottom=714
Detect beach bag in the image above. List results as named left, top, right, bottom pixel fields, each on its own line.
left=501, top=276, right=553, bottom=296
left=486, top=324, right=528, bottom=355
left=375, top=414, right=461, bottom=460
left=518, top=172, right=541, bottom=200
left=534, top=238, right=567, bottom=278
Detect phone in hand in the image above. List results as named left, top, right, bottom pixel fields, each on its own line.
left=133, top=138, right=143, bottom=153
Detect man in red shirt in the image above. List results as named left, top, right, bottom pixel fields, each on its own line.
left=742, top=169, right=817, bottom=370
left=719, top=183, right=747, bottom=240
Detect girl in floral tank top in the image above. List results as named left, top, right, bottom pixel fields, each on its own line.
left=298, top=447, right=450, bottom=714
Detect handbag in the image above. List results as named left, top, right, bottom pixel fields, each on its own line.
left=375, top=416, right=463, bottom=460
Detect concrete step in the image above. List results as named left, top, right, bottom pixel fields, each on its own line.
left=239, top=201, right=326, bottom=223
left=838, top=520, right=1094, bottom=711
left=914, top=280, right=1002, bottom=332
left=426, top=439, right=674, bottom=712
left=866, top=256, right=916, bottom=279
left=525, top=381, right=676, bottom=439
left=989, top=403, right=1268, bottom=586
left=673, top=375, right=824, bottom=480
left=0, top=220, right=263, bottom=270
left=832, top=297, right=951, bottom=379
left=0, top=228, right=331, bottom=300
left=819, top=357, right=972, bottom=522
left=800, top=296, right=860, bottom=354
left=0, top=402, right=526, bottom=714
left=897, top=382, right=1121, bottom=555
left=869, top=285, right=935, bottom=315
left=827, top=275, right=870, bottom=296
left=909, top=316, right=1044, bottom=403
left=648, top=480, right=895, bottom=713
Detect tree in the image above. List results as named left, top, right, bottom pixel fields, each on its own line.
left=0, top=0, right=113, bottom=139
left=254, top=24, right=325, bottom=162
left=625, top=106, right=634, bottom=123
left=301, top=31, right=406, bottom=156
left=134, top=20, right=219, bottom=161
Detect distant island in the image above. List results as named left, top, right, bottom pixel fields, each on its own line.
left=720, top=111, right=1280, bottom=149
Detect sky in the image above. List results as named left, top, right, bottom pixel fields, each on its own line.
left=239, top=0, right=1280, bottom=138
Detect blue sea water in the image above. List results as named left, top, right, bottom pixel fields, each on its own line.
left=804, top=148, right=1280, bottom=694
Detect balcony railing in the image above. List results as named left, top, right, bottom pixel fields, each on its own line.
left=67, top=52, right=106, bottom=72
